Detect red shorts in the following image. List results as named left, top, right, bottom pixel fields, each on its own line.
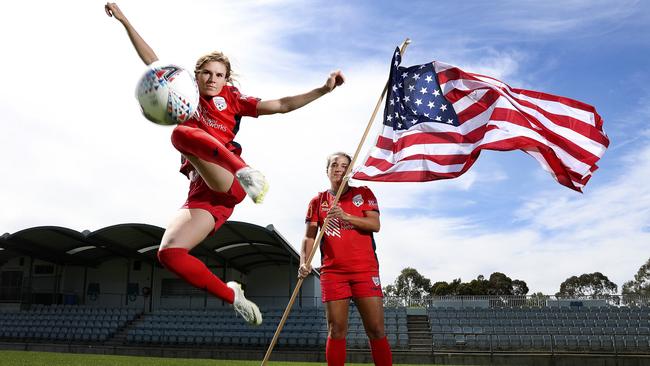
left=182, top=172, right=246, bottom=234
left=321, top=272, right=383, bottom=302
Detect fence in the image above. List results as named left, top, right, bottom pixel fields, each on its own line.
left=384, top=294, right=650, bottom=308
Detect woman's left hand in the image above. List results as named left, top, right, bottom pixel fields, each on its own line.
left=323, top=70, right=345, bottom=92
left=327, top=205, right=349, bottom=221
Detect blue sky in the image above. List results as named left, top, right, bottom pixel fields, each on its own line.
left=1, top=0, right=649, bottom=294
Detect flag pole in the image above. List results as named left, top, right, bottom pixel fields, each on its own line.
left=260, top=38, right=412, bottom=366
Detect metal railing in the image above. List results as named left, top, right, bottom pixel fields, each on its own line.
left=384, top=295, right=650, bottom=308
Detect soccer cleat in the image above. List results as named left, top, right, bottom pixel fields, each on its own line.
left=235, top=166, right=269, bottom=204
left=227, top=281, right=262, bottom=326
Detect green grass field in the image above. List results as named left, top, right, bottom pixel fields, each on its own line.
left=0, top=351, right=444, bottom=366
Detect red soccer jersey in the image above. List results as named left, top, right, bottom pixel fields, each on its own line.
left=179, top=85, right=259, bottom=176
left=305, top=186, right=380, bottom=278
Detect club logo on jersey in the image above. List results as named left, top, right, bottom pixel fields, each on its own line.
left=372, top=276, right=381, bottom=286
left=212, top=96, right=227, bottom=111
left=321, top=201, right=329, bottom=210
left=352, top=194, right=364, bottom=207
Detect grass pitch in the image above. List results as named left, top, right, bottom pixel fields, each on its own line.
left=0, top=350, right=445, bottom=366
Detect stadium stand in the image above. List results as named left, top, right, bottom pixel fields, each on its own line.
left=125, top=305, right=409, bottom=350
left=0, top=304, right=139, bottom=343
left=2, top=223, right=650, bottom=364
left=427, top=304, right=650, bottom=353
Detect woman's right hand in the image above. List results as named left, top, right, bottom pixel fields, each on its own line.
left=298, top=263, right=312, bottom=278
left=105, top=2, right=127, bottom=23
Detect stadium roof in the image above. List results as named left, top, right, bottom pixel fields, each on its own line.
left=0, top=222, right=299, bottom=273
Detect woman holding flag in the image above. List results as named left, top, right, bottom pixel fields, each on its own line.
left=299, top=152, right=392, bottom=366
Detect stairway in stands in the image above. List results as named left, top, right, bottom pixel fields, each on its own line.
left=407, top=314, right=432, bottom=351
left=104, top=313, right=144, bottom=347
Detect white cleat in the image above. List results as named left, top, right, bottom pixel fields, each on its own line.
left=227, top=281, right=262, bottom=326
left=235, top=166, right=269, bottom=204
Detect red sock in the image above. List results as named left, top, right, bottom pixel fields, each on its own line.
left=369, top=337, right=393, bottom=366
left=171, top=125, right=246, bottom=174
left=326, top=337, right=346, bottom=366
left=157, top=248, right=234, bottom=303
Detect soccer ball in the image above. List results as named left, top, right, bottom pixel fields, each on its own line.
left=135, top=63, right=199, bottom=125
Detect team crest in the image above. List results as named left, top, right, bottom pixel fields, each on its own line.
left=212, top=96, right=227, bottom=111
left=352, top=194, right=364, bottom=207
left=372, top=276, right=381, bottom=286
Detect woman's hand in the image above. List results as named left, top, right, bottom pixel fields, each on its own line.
left=105, top=3, right=127, bottom=23
left=323, top=70, right=345, bottom=93
left=298, top=263, right=312, bottom=278
left=326, top=204, right=349, bottom=221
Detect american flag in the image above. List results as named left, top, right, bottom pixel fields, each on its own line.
left=352, top=48, right=609, bottom=192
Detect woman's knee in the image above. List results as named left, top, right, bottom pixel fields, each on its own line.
left=328, top=321, right=348, bottom=339
left=364, top=322, right=385, bottom=339
left=170, top=125, right=191, bottom=151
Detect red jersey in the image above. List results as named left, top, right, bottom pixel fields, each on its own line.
left=179, top=85, right=259, bottom=177
left=305, top=186, right=380, bottom=279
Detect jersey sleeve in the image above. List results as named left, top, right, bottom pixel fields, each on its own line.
left=230, top=86, right=260, bottom=118
left=361, top=187, right=380, bottom=213
left=305, top=196, right=320, bottom=224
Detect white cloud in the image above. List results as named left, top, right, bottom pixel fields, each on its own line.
left=374, top=140, right=650, bottom=294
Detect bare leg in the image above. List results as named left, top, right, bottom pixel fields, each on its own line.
left=185, top=155, right=234, bottom=194
left=160, top=208, right=215, bottom=250
left=326, top=299, right=351, bottom=339
left=157, top=208, right=235, bottom=303
left=355, top=296, right=386, bottom=339
left=325, top=299, right=350, bottom=366
left=356, top=296, right=392, bottom=366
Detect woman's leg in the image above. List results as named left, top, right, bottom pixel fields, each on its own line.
left=185, top=155, right=234, bottom=193
left=157, top=208, right=235, bottom=303
left=157, top=208, right=262, bottom=325
left=171, top=125, right=245, bottom=178
left=171, top=125, right=267, bottom=202
left=356, top=296, right=392, bottom=366
left=325, top=299, right=350, bottom=366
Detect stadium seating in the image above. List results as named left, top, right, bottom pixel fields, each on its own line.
left=125, top=305, right=409, bottom=350
left=0, top=304, right=140, bottom=343
left=427, top=305, right=650, bottom=353
left=2, top=303, right=648, bottom=355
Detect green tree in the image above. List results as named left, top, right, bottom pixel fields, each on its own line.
left=383, top=267, right=432, bottom=304
left=464, top=275, right=490, bottom=295
left=622, top=257, right=650, bottom=296
left=383, top=284, right=397, bottom=297
left=488, top=272, right=513, bottom=295
left=429, top=273, right=528, bottom=296
left=512, top=279, right=529, bottom=296
left=527, top=291, right=549, bottom=306
left=430, top=278, right=461, bottom=296
left=556, top=272, right=618, bottom=297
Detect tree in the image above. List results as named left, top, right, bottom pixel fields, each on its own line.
left=488, top=272, right=513, bottom=295
left=622, top=257, right=650, bottom=296
left=556, top=272, right=618, bottom=297
left=383, top=267, right=432, bottom=304
left=430, top=279, right=461, bottom=296
left=429, top=273, right=528, bottom=296
left=512, top=280, right=529, bottom=296
left=383, top=284, right=397, bottom=297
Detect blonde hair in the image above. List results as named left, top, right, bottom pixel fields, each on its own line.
left=194, top=51, right=236, bottom=83
left=326, top=152, right=352, bottom=170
